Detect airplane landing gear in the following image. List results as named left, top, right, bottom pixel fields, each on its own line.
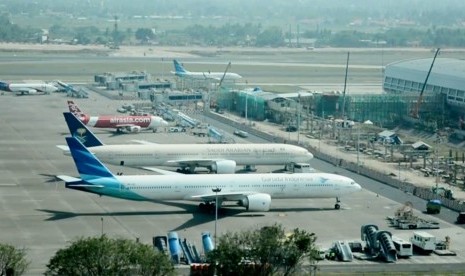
left=177, top=167, right=196, bottom=174
left=335, top=197, right=341, bottom=210
left=199, top=202, right=216, bottom=213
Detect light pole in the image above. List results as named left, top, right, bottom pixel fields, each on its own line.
left=212, top=187, right=221, bottom=247
left=297, top=93, right=301, bottom=144
left=356, top=125, right=360, bottom=172
left=100, top=217, right=104, bottom=237
left=244, top=90, right=248, bottom=124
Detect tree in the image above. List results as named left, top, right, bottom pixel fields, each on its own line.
left=0, top=243, right=30, bottom=276
left=255, top=26, right=284, bottom=47
left=45, top=235, right=174, bottom=276
left=135, top=28, right=155, bottom=43
left=207, top=224, right=319, bottom=276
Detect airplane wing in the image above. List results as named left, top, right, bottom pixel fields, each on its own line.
left=15, top=88, right=38, bottom=95
left=166, top=159, right=223, bottom=167
left=131, top=140, right=158, bottom=145
left=115, top=124, right=136, bottom=128
left=190, top=191, right=257, bottom=201
left=56, top=175, right=105, bottom=188
left=56, top=145, right=71, bottom=155
left=56, top=175, right=81, bottom=182
left=56, top=145, right=69, bottom=151
left=201, top=73, right=221, bottom=82
left=141, top=167, right=182, bottom=175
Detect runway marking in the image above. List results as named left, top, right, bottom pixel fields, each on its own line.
left=0, top=183, right=17, bottom=186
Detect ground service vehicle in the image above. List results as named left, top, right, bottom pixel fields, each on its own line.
left=410, top=231, right=436, bottom=254
left=426, top=199, right=441, bottom=214
left=392, top=236, right=413, bottom=258
left=457, top=212, right=465, bottom=224
left=233, top=130, right=249, bottom=138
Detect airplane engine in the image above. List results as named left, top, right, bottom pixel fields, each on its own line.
left=130, top=126, right=141, bottom=133
left=239, top=193, right=271, bottom=212
left=210, top=160, right=236, bottom=174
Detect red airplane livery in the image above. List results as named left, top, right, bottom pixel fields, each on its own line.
left=67, top=101, right=168, bottom=133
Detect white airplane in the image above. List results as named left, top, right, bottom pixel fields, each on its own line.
left=58, top=136, right=362, bottom=211
left=171, top=59, right=242, bottom=81
left=59, top=112, right=313, bottom=174
left=0, top=80, right=58, bottom=95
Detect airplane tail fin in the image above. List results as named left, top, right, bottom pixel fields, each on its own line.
left=65, top=137, right=115, bottom=182
left=0, top=81, right=9, bottom=91
left=173, top=59, right=187, bottom=73
left=63, top=112, right=104, bottom=147
left=67, top=100, right=83, bottom=115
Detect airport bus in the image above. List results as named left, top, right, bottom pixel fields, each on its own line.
left=392, top=236, right=413, bottom=258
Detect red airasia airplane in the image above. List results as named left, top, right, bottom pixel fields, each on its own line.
left=67, top=101, right=168, bottom=133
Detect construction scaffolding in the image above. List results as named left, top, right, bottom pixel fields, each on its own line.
left=313, top=93, right=446, bottom=128
left=215, top=87, right=448, bottom=129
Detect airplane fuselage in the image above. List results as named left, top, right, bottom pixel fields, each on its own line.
left=0, top=82, right=58, bottom=94
left=87, top=143, right=313, bottom=167
left=174, top=71, right=242, bottom=80
left=78, top=114, right=168, bottom=130
left=68, top=172, right=361, bottom=202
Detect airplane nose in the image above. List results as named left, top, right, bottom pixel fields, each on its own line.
left=354, top=183, right=362, bottom=191
left=161, top=119, right=169, bottom=126
left=307, top=151, right=314, bottom=160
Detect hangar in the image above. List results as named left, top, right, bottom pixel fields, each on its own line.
left=383, top=57, right=465, bottom=112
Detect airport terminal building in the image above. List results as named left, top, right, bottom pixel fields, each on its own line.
left=383, top=57, right=465, bottom=113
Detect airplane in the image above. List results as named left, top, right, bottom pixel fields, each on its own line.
left=0, top=80, right=58, bottom=95
left=60, top=112, right=314, bottom=174
left=67, top=101, right=168, bottom=133
left=171, top=59, right=242, bottom=81
left=57, top=136, right=362, bottom=211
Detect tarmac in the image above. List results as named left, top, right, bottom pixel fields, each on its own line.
left=1, top=91, right=465, bottom=275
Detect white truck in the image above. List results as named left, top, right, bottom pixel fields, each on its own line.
left=192, top=126, right=208, bottom=137
left=410, top=231, right=436, bottom=254
left=285, top=163, right=315, bottom=173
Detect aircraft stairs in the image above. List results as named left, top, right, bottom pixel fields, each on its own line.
left=332, top=241, right=353, bottom=262
left=361, top=224, right=397, bottom=263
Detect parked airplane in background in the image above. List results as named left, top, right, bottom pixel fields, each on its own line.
left=171, top=59, right=242, bottom=81
left=58, top=136, right=361, bottom=211
left=67, top=101, right=168, bottom=133
left=60, top=112, right=313, bottom=173
left=0, top=80, right=58, bottom=95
